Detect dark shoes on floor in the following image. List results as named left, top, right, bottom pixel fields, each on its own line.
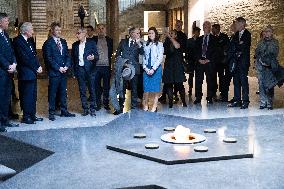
left=49, top=114, right=55, bottom=121
left=33, top=117, right=43, bottom=121
left=113, top=110, right=122, bottom=115
left=0, top=128, right=7, bottom=132
left=21, top=118, right=35, bottom=124
left=194, top=99, right=201, bottom=104
left=240, top=102, right=249, bottom=109
left=60, top=112, right=76, bottom=117
left=158, top=95, right=167, bottom=104
left=3, top=122, right=19, bottom=127
left=82, top=110, right=89, bottom=116
left=228, top=101, right=242, bottom=107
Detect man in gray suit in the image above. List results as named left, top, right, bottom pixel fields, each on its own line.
left=116, top=27, right=144, bottom=110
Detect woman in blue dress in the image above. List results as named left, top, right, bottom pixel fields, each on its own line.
left=142, top=27, right=164, bottom=112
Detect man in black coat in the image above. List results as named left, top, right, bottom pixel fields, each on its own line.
left=194, top=21, right=217, bottom=104
left=13, top=22, right=43, bottom=124
left=43, top=22, right=75, bottom=121
left=186, top=27, right=200, bottom=98
left=212, top=24, right=230, bottom=102
left=228, top=17, right=251, bottom=109
left=72, top=28, right=99, bottom=116
left=0, top=12, right=19, bottom=131
left=116, top=27, right=144, bottom=109
left=93, top=24, right=113, bottom=110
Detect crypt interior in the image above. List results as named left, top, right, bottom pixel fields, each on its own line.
left=0, top=0, right=284, bottom=188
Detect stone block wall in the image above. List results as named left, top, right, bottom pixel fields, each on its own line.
left=205, top=0, right=284, bottom=74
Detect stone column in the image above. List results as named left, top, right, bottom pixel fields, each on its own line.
left=106, top=0, right=119, bottom=50
left=183, top=0, right=189, bottom=36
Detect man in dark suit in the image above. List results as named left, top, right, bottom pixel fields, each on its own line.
left=116, top=27, right=144, bottom=110
left=0, top=12, right=19, bottom=131
left=93, top=24, right=113, bottom=111
left=13, top=22, right=43, bottom=124
left=228, top=17, right=251, bottom=109
left=72, top=28, right=99, bottom=116
left=212, top=24, right=230, bottom=102
left=194, top=21, right=217, bottom=104
left=43, top=22, right=75, bottom=121
left=186, top=27, right=200, bottom=98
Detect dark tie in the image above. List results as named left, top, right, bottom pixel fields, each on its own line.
left=57, top=39, right=62, bottom=53
left=202, top=34, right=208, bottom=58
left=147, top=49, right=152, bottom=69
left=130, top=40, right=134, bottom=47
left=1, top=31, right=9, bottom=44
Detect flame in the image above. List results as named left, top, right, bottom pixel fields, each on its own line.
left=173, top=125, right=191, bottom=142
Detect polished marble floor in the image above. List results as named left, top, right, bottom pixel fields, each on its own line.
left=1, top=77, right=284, bottom=189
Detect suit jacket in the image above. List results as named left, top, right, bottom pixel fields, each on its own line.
left=116, top=38, right=144, bottom=74
left=93, top=36, right=113, bottom=68
left=196, top=33, right=217, bottom=66
left=0, top=31, right=16, bottom=77
left=71, top=38, right=99, bottom=77
left=43, top=37, right=71, bottom=77
left=215, top=32, right=230, bottom=65
left=233, top=29, right=251, bottom=69
left=13, top=35, right=40, bottom=80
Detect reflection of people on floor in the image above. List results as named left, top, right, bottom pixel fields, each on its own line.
left=78, top=3, right=86, bottom=28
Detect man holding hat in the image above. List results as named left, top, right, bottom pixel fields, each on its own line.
left=116, top=27, right=144, bottom=110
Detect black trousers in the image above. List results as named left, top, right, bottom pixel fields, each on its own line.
left=195, top=63, right=215, bottom=100
left=213, top=64, right=231, bottom=98
left=233, top=64, right=249, bottom=102
left=76, top=67, right=96, bottom=111
left=94, top=66, right=111, bottom=108
left=164, top=82, right=186, bottom=106
left=0, top=74, right=12, bottom=126
left=19, top=79, right=37, bottom=119
left=122, top=74, right=138, bottom=108
left=48, top=75, right=68, bottom=115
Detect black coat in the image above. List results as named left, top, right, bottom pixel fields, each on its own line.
left=233, top=29, right=251, bottom=70
left=72, top=38, right=99, bottom=77
left=162, top=38, right=185, bottom=83
left=13, top=35, right=40, bottom=80
left=0, top=31, right=16, bottom=76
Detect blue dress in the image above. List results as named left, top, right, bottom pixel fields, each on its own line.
left=143, top=49, right=162, bottom=92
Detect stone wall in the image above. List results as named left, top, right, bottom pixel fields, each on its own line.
left=204, top=0, right=284, bottom=74
left=119, top=3, right=166, bottom=37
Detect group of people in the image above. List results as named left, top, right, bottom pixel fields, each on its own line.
left=0, top=11, right=282, bottom=132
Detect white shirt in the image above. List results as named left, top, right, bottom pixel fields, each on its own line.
left=129, top=38, right=135, bottom=47
left=79, top=40, right=86, bottom=66
left=239, top=29, right=245, bottom=40
left=53, top=36, right=62, bottom=55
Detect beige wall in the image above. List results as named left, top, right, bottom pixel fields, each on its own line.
left=188, top=0, right=284, bottom=75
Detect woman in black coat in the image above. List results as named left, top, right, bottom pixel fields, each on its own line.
left=162, top=29, right=186, bottom=108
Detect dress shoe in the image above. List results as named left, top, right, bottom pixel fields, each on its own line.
left=9, top=113, right=19, bottom=120
left=240, top=102, right=249, bottom=109
left=104, top=105, right=111, bottom=110
left=267, top=107, right=273, bottom=110
left=81, top=110, right=89, bottom=116
left=33, top=117, right=44, bottom=121
left=113, top=110, right=122, bottom=115
left=194, top=99, right=201, bottom=104
left=21, top=118, right=35, bottom=124
left=60, top=112, right=76, bottom=117
left=0, top=128, right=7, bottom=132
left=158, top=95, right=166, bottom=104
left=90, top=111, right=96, bottom=117
left=182, top=102, right=187, bottom=107
left=95, top=106, right=101, bottom=111
left=228, top=98, right=236, bottom=103
left=207, top=98, right=213, bottom=104
left=4, top=122, right=19, bottom=127
left=259, top=105, right=266, bottom=109
left=228, top=101, right=242, bottom=107
left=49, top=114, right=55, bottom=121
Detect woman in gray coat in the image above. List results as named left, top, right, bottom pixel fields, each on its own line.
left=255, top=25, right=279, bottom=110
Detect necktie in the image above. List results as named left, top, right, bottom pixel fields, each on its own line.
left=57, top=39, right=62, bottom=53
left=202, top=34, right=208, bottom=58
left=147, top=49, right=152, bottom=69
left=1, top=31, right=9, bottom=44
left=130, top=40, right=134, bottom=47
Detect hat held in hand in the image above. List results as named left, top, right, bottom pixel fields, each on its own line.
left=122, top=63, right=135, bottom=80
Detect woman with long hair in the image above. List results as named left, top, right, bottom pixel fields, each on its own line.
left=142, top=27, right=164, bottom=112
